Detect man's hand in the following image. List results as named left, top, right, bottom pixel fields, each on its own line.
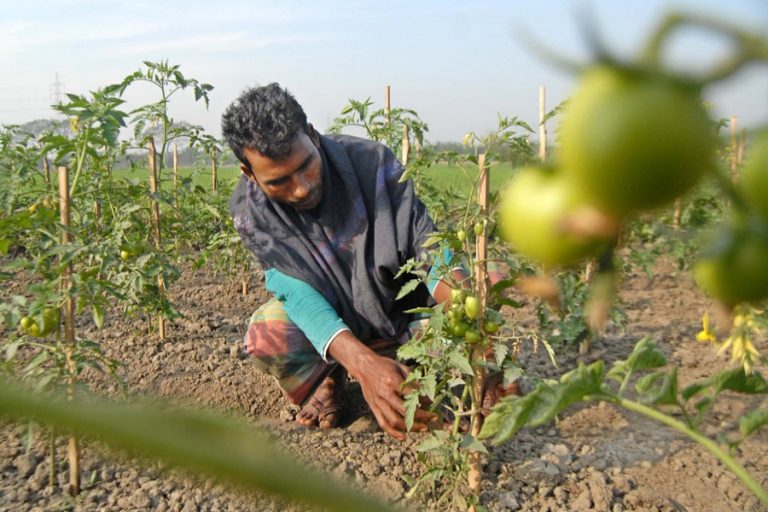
left=327, top=331, right=435, bottom=441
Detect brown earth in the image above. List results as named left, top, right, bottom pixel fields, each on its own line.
left=0, top=258, right=766, bottom=512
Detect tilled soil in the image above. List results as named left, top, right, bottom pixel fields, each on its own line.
left=1, top=259, right=766, bottom=512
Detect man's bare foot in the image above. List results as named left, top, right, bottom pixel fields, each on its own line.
left=296, top=366, right=346, bottom=429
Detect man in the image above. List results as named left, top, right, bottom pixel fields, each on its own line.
left=223, top=83, right=509, bottom=440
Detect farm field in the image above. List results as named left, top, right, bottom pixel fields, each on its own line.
left=1, top=254, right=765, bottom=512
left=1, top=8, right=767, bottom=512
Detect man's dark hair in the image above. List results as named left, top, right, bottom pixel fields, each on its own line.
left=221, top=83, right=309, bottom=167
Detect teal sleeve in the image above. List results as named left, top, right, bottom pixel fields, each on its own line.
left=264, top=268, right=349, bottom=359
left=426, top=247, right=465, bottom=295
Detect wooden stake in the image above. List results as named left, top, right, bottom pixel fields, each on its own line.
left=401, top=125, right=410, bottom=165
left=241, top=267, right=249, bottom=296
left=43, top=156, right=51, bottom=186
left=539, top=86, right=548, bottom=162
left=58, top=166, right=80, bottom=496
left=211, top=148, right=218, bottom=193
left=672, top=198, right=682, bottom=230
left=730, top=116, right=738, bottom=178
left=147, top=139, right=166, bottom=340
left=385, top=85, right=391, bottom=128
left=172, top=144, right=179, bottom=210
left=468, top=154, right=490, bottom=504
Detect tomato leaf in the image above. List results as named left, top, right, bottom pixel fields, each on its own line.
left=739, top=408, right=768, bottom=438
left=396, top=278, right=422, bottom=301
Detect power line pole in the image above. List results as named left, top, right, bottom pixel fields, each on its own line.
left=50, top=73, right=64, bottom=105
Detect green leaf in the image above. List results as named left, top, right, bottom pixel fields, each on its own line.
left=711, top=368, right=767, bottom=395
left=739, top=408, right=768, bottom=438
left=396, top=278, right=421, bottom=301
left=459, top=434, right=488, bottom=454
left=635, top=369, right=679, bottom=406
left=23, top=351, right=50, bottom=373
left=0, top=380, right=393, bottom=512
left=416, top=433, right=445, bottom=452
left=403, top=392, right=418, bottom=432
left=421, top=373, right=437, bottom=401
left=448, top=351, right=473, bottom=376
left=625, top=336, right=666, bottom=373
left=93, top=303, right=105, bottom=329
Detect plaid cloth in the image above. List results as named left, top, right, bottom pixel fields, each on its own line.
left=245, top=298, right=410, bottom=406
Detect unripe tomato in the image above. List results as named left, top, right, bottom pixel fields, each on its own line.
left=498, top=166, right=609, bottom=268
left=559, top=66, right=715, bottom=215
left=27, top=322, right=41, bottom=337
left=694, top=220, right=768, bottom=306
left=741, top=132, right=768, bottom=220
left=451, top=321, right=470, bottom=338
left=447, top=308, right=462, bottom=324
left=474, top=222, right=484, bottom=236
left=484, top=321, right=500, bottom=334
left=19, top=316, right=33, bottom=331
left=450, top=288, right=466, bottom=305
left=464, top=296, right=481, bottom=320
left=464, top=330, right=481, bottom=344
left=457, top=230, right=467, bottom=243
left=41, top=307, right=60, bottom=336
left=120, top=250, right=130, bottom=261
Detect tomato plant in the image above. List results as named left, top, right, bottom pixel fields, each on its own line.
left=741, top=131, right=768, bottom=220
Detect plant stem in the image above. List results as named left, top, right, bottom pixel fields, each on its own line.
left=613, top=397, right=768, bottom=506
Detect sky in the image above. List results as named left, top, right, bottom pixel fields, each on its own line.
left=1, top=0, right=766, bottom=143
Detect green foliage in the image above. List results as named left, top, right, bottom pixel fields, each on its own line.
left=0, top=380, right=393, bottom=512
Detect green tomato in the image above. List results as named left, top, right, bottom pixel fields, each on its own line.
left=484, top=321, right=500, bottom=334
left=464, top=296, right=481, bottom=320
left=464, top=329, right=481, bottom=344
left=27, top=322, right=41, bottom=337
left=559, top=66, right=715, bottom=215
left=498, top=166, right=608, bottom=268
left=120, top=250, right=130, bottom=261
left=694, top=220, right=768, bottom=306
left=450, top=288, right=466, bottom=305
left=474, top=222, right=484, bottom=236
left=451, top=321, right=470, bottom=338
left=457, top=230, right=467, bottom=243
left=41, top=307, right=60, bottom=336
left=19, top=316, right=33, bottom=331
left=741, top=131, right=768, bottom=220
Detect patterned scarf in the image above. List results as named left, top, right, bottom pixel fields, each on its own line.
left=229, top=134, right=436, bottom=342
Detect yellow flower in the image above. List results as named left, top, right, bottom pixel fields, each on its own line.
left=696, top=311, right=717, bottom=344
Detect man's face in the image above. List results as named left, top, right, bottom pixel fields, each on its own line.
left=241, top=131, right=323, bottom=210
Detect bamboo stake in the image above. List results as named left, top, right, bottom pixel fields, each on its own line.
left=147, top=139, right=166, bottom=340
left=672, top=199, right=683, bottom=230
left=730, top=116, right=739, bottom=179
left=241, top=267, right=249, bottom=296
left=401, top=125, right=410, bottom=165
left=468, top=153, right=490, bottom=505
left=43, top=156, right=51, bottom=186
left=385, top=85, right=391, bottom=128
left=539, top=86, right=548, bottom=162
left=737, top=128, right=746, bottom=169
left=58, top=165, right=80, bottom=496
left=172, top=144, right=179, bottom=210
left=211, top=148, right=218, bottom=193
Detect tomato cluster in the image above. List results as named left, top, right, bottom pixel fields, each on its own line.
left=499, top=66, right=716, bottom=270
left=497, top=62, right=768, bottom=308
left=694, top=133, right=768, bottom=306
left=446, top=289, right=503, bottom=345
left=17, top=307, right=60, bottom=338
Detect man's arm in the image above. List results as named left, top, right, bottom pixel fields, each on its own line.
left=266, top=268, right=435, bottom=439
left=326, top=331, right=435, bottom=441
